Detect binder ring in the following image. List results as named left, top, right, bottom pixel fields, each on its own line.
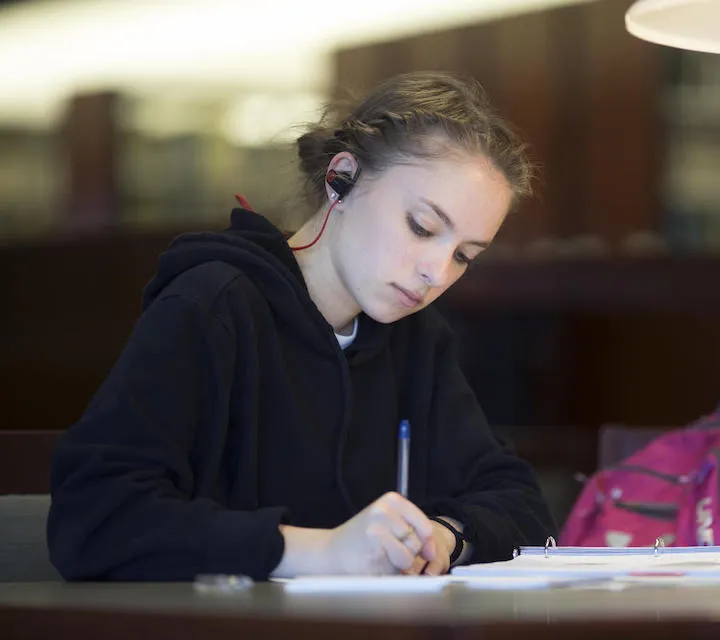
left=654, top=536, right=665, bottom=556
left=544, top=536, right=557, bottom=558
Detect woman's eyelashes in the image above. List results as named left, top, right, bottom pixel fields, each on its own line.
left=406, top=213, right=432, bottom=238
left=453, top=250, right=473, bottom=265
left=406, top=213, right=473, bottom=266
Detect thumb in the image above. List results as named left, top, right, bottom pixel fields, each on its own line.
left=422, top=554, right=450, bottom=576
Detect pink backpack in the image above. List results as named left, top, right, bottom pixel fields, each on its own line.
left=561, top=410, right=720, bottom=548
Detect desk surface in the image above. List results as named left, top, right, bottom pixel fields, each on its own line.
left=2, top=581, right=720, bottom=639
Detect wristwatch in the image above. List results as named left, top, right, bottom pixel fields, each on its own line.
left=428, top=515, right=467, bottom=565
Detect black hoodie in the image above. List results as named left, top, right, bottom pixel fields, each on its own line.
left=47, top=208, right=556, bottom=581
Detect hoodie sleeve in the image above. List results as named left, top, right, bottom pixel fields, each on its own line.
left=47, top=293, right=288, bottom=582
left=420, top=322, right=557, bottom=564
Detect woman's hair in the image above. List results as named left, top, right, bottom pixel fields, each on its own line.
left=296, top=71, right=536, bottom=212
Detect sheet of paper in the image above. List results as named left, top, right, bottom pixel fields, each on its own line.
left=278, top=575, right=451, bottom=593
left=279, top=574, right=616, bottom=593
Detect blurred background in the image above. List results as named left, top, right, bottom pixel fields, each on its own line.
left=1, top=0, right=719, bottom=527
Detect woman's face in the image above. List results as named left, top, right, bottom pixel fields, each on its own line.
left=330, top=152, right=512, bottom=324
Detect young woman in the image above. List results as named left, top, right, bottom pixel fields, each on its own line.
left=47, top=71, right=556, bottom=581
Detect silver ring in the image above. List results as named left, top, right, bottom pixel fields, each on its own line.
left=398, top=527, right=414, bottom=543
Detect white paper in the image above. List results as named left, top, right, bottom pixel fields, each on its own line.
left=279, top=575, right=450, bottom=593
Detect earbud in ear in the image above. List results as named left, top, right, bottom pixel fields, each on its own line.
left=326, top=168, right=359, bottom=202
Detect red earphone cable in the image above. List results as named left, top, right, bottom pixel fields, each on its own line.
left=290, top=199, right=340, bottom=252
left=234, top=194, right=255, bottom=211
left=235, top=188, right=340, bottom=253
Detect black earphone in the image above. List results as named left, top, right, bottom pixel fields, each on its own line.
left=326, top=167, right=361, bottom=202
left=291, top=165, right=361, bottom=252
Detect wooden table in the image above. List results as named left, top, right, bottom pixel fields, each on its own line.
left=2, top=582, right=720, bottom=639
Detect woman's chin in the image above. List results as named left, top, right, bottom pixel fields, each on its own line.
left=362, top=302, right=414, bottom=325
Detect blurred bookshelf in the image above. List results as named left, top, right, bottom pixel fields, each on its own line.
left=0, top=127, right=63, bottom=238
left=0, top=89, right=315, bottom=241
left=661, top=49, right=720, bottom=252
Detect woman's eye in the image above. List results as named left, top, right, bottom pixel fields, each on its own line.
left=407, top=215, right=432, bottom=238
left=454, top=251, right=472, bottom=265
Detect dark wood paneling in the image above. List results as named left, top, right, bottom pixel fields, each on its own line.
left=583, top=0, right=664, bottom=241
left=61, top=92, right=120, bottom=231
left=545, top=3, right=591, bottom=239
left=0, top=231, right=174, bottom=431
left=566, top=312, right=720, bottom=427
left=491, top=11, right=556, bottom=244
left=0, top=431, right=61, bottom=494
left=438, top=255, right=720, bottom=429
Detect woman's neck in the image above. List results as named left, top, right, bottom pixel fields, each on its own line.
left=288, top=213, right=359, bottom=333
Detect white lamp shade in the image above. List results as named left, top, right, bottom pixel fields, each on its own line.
left=626, top=0, right=720, bottom=53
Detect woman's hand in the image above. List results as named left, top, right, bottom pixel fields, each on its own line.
left=326, top=491, right=437, bottom=575
left=403, top=519, right=457, bottom=576
left=271, top=491, right=439, bottom=578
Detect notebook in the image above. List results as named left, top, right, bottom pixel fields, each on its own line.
left=451, top=537, right=720, bottom=584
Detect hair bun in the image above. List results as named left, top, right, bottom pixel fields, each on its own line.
left=296, top=129, right=328, bottom=176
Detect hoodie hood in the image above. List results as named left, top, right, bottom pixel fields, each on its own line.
left=143, top=208, right=392, bottom=362
left=144, top=208, right=306, bottom=309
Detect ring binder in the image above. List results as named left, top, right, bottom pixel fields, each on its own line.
left=514, top=534, right=720, bottom=558
left=545, top=536, right=557, bottom=558
left=456, top=535, right=720, bottom=585
left=654, top=536, right=665, bottom=556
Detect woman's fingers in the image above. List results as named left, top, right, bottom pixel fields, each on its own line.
left=386, top=492, right=434, bottom=542
left=372, top=492, right=436, bottom=560
left=422, top=553, right=450, bottom=576
left=366, top=523, right=416, bottom=571
left=381, top=512, right=424, bottom=556
left=402, top=554, right=429, bottom=576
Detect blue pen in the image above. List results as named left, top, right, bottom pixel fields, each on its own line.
left=397, top=419, right=411, bottom=498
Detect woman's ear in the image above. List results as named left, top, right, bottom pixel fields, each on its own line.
left=325, top=152, right=360, bottom=203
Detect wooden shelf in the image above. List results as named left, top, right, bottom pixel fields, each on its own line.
left=442, top=254, right=720, bottom=313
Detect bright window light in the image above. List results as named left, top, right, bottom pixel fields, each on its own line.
left=0, top=0, right=596, bottom=128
